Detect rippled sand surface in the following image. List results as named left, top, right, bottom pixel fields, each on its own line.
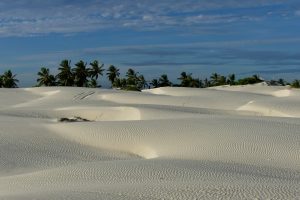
left=0, top=84, right=299, bottom=199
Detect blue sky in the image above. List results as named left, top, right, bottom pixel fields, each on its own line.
left=0, top=0, right=300, bottom=87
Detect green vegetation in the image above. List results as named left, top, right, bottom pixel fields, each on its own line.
left=56, top=60, right=74, bottom=86
left=0, top=70, right=19, bottom=88
left=291, top=80, right=300, bottom=88
left=113, top=68, right=147, bottom=91
left=150, top=79, right=159, bottom=88
left=210, top=73, right=227, bottom=86
left=1, top=59, right=299, bottom=90
left=37, top=67, right=56, bottom=86
left=227, top=74, right=236, bottom=85
left=178, top=72, right=201, bottom=88
left=37, top=59, right=104, bottom=88
left=158, top=74, right=172, bottom=87
left=237, top=74, right=263, bottom=85
left=106, top=65, right=120, bottom=86
left=89, top=60, right=105, bottom=87
left=32, top=60, right=300, bottom=90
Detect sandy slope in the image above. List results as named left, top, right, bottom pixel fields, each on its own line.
left=0, top=85, right=299, bottom=199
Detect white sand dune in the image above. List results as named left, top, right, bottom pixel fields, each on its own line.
left=0, top=85, right=299, bottom=199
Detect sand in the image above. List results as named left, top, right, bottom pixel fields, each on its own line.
left=0, top=84, right=299, bottom=199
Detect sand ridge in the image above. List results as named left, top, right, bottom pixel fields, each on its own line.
left=0, top=85, right=299, bottom=199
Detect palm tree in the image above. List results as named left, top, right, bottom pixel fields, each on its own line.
left=126, top=68, right=136, bottom=78
left=73, top=60, right=89, bottom=87
left=210, top=73, right=220, bottom=86
left=56, top=60, right=74, bottom=86
left=178, top=72, right=191, bottom=87
left=89, top=60, right=104, bottom=80
left=150, top=79, right=159, bottom=88
left=210, top=73, right=227, bottom=86
left=137, top=75, right=148, bottom=89
left=1, top=70, right=18, bottom=88
left=106, top=65, right=120, bottom=87
left=218, top=75, right=227, bottom=85
left=126, top=68, right=138, bottom=86
left=124, top=68, right=146, bottom=91
left=190, top=78, right=202, bottom=88
left=227, top=74, right=236, bottom=85
left=158, top=74, right=171, bottom=87
left=37, top=67, right=56, bottom=86
left=88, top=60, right=104, bottom=88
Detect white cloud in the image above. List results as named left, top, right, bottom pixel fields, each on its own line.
left=142, top=15, right=153, bottom=21
left=0, top=0, right=296, bottom=37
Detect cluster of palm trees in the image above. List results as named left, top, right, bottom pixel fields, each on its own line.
left=150, top=74, right=173, bottom=88
left=150, top=73, right=199, bottom=88
left=0, top=70, right=19, bottom=88
left=1, top=59, right=298, bottom=90
left=204, top=73, right=262, bottom=87
left=37, top=60, right=105, bottom=87
left=104, top=67, right=173, bottom=91
left=150, top=72, right=263, bottom=89
left=112, top=70, right=262, bottom=89
left=112, top=68, right=173, bottom=90
left=36, top=60, right=175, bottom=91
left=35, top=59, right=300, bottom=90
left=112, top=68, right=146, bottom=91
left=205, top=73, right=300, bottom=88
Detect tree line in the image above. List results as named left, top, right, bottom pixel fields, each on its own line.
left=1, top=59, right=300, bottom=89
